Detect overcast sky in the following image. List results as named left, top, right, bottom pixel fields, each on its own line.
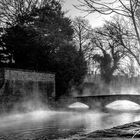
left=62, top=0, right=112, bottom=28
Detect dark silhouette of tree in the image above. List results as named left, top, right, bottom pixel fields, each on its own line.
left=0, top=0, right=73, bottom=67
left=0, top=0, right=87, bottom=97
left=0, top=29, right=11, bottom=66
left=54, top=44, right=87, bottom=98
left=1, top=25, right=43, bottom=69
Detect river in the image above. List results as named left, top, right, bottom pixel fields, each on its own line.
left=0, top=100, right=140, bottom=139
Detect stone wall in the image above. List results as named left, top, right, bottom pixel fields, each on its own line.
left=0, top=68, right=55, bottom=112
left=4, top=69, right=55, bottom=82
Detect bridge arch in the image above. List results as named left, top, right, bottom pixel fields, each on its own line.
left=101, top=95, right=140, bottom=107
left=68, top=102, right=89, bottom=109
left=74, top=95, right=140, bottom=109
left=106, top=100, right=140, bottom=110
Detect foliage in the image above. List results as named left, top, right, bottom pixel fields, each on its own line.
left=54, top=44, right=87, bottom=97
left=31, top=0, right=74, bottom=40
left=93, top=54, right=112, bottom=84
left=0, top=0, right=87, bottom=97
left=1, top=25, right=42, bottom=69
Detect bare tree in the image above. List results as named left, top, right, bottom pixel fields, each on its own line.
left=106, top=16, right=140, bottom=67
left=120, top=59, right=139, bottom=77
left=72, top=16, right=92, bottom=52
left=77, top=0, right=140, bottom=52
left=87, top=19, right=132, bottom=84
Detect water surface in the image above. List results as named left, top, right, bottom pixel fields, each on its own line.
left=0, top=101, right=140, bottom=139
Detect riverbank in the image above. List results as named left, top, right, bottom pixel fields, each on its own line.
left=69, top=121, right=140, bottom=140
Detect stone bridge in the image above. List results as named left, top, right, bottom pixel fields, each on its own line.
left=63, top=94, right=140, bottom=109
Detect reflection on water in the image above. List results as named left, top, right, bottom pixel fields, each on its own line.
left=68, top=102, right=89, bottom=109
left=106, top=100, right=140, bottom=110
left=0, top=100, right=140, bottom=139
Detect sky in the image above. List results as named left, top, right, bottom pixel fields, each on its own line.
left=62, top=0, right=112, bottom=28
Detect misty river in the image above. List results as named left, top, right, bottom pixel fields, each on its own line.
left=0, top=100, right=140, bottom=139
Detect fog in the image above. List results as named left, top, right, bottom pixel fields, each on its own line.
left=0, top=70, right=140, bottom=139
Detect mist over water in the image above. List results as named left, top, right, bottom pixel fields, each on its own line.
left=1, top=70, right=140, bottom=139
left=0, top=98, right=140, bottom=140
